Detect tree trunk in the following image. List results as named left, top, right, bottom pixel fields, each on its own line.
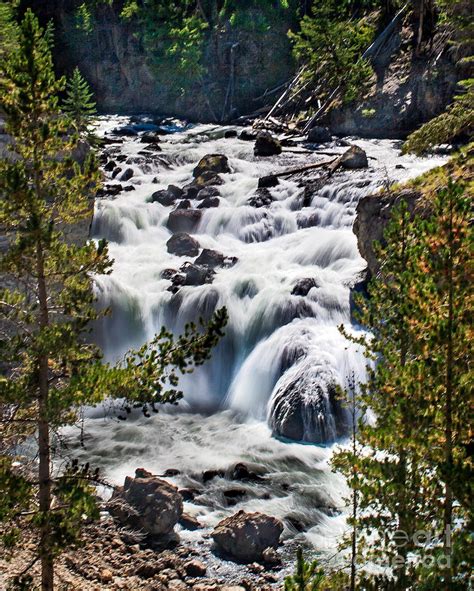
left=36, top=240, right=53, bottom=591
left=443, top=194, right=454, bottom=587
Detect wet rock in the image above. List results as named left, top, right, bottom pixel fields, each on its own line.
left=254, top=131, right=282, bottom=157
left=161, top=268, right=177, bottom=280
left=176, top=199, right=191, bottom=209
left=306, top=125, right=331, bottom=143
left=231, top=463, right=265, bottom=482
left=296, top=212, right=321, bottom=229
left=151, top=189, right=179, bottom=206
left=166, top=233, right=200, bottom=257
left=167, top=209, right=202, bottom=233
left=212, top=510, right=283, bottom=563
left=247, top=188, right=274, bottom=208
left=239, top=129, right=257, bottom=141
left=203, top=469, right=225, bottom=482
left=193, top=154, right=231, bottom=178
left=185, top=559, right=206, bottom=577
left=178, top=488, right=199, bottom=501
left=99, top=183, right=123, bottom=197
left=258, top=175, right=279, bottom=188
left=180, top=263, right=215, bottom=286
left=269, top=373, right=348, bottom=443
left=179, top=513, right=202, bottom=531
left=224, top=129, right=238, bottom=138
left=162, top=468, right=181, bottom=477
left=193, top=171, right=224, bottom=188
left=340, top=145, right=368, bottom=169
left=168, top=184, right=184, bottom=200
left=119, top=167, right=134, bottom=182
left=182, top=186, right=200, bottom=200
left=143, top=143, right=162, bottom=152
left=198, top=196, right=220, bottom=208
left=291, top=278, right=318, bottom=296
left=104, top=160, right=116, bottom=172
left=123, top=185, right=135, bottom=192
left=112, top=167, right=122, bottom=179
left=112, top=126, right=138, bottom=137
left=140, top=132, right=161, bottom=144
left=194, top=249, right=225, bottom=268
left=108, top=472, right=183, bottom=536
left=223, top=489, right=246, bottom=506
left=195, top=186, right=220, bottom=200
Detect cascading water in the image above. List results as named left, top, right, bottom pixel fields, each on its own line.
left=66, top=115, right=445, bottom=574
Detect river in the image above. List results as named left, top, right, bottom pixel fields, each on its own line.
left=64, top=115, right=445, bottom=580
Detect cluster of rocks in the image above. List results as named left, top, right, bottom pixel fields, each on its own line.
left=108, top=468, right=285, bottom=569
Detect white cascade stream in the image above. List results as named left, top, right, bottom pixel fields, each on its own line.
left=65, top=116, right=445, bottom=573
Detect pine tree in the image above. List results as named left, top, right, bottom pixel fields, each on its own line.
left=62, top=66, right=97, bottom=134
left=284, top=548, right=327, bottom=591
left=0, top=10, right=227, bottom=590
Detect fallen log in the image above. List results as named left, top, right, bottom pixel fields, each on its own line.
left=258, top=157, right=337, bottom=187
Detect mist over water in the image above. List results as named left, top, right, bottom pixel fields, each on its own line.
left=69, top=116, right=445, bottom=569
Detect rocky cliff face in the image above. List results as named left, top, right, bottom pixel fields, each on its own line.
left=328, top=24, right=461, bottom=138
left=42, top=2, right=294, bottom=121
left=353, top=188, right=422, bottom=277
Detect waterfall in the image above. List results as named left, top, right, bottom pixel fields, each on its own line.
left=92, top=116, right=446, bottom=439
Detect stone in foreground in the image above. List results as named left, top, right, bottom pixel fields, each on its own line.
left=254, top=131, right=282, bottom=157
left=212, top=510, right=283, bottom=563
left=108, top=469, right=183, bottom=536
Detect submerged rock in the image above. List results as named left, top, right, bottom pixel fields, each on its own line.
left=212, top=510, right=283, bottom=563
left=193, top=154, right=231, bottom=178
left=291, top=278, right=318, bottom=296
left=254, top=132, right=282, bottom=157
left=108, top=470, right=183, bottom=536
left=340, top=145, right=368, bottom=169
left=166, top=233, right=200, bottom=257
left=167, top=209, right=202, bottom=233
left=198, top=196, right=220, bottom=208
left=247, top=188, right=275, bottom=208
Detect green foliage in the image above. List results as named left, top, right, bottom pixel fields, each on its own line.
left=0, top=0, right=18, bottom=61
left=285, top=548, right=326, bottom=591
left=0, top=8, right=227, bottom=587
left=289, top=0, right=376, bottom=104
left=403, top=79, right=474, bottom=154
left=62, top=66, right=97, bottom=134
left=333, top=169, right=473, bottom=588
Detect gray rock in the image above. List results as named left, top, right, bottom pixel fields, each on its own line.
left=291, top=278, right=318, bottom=296
left=196, top=186, right=220, bottom=200
left=198, top=196, right=220, bottom=208
left=108, top=470, right=183, bottom=536
left=119, top=167, right=134, bottom=181
left=306, top=125, right=331, bottom=143
left=151, top=189, right=177, bottom=206
left=166, top=233, right=200, bottom=257
left=167, top=209, right=202, bottom=233
left=254, top=132, right=282, bottom=157
left=247, top=188, right=274, bottom=208
left=179, top=262, right=215, bottom=286
left=212, top=510, right=283, bottom=563
left=194, top=249, right=225, bottom=268
left=193, top=154, right=230, bottom=178
left=340, top=145, right=368, bottom=169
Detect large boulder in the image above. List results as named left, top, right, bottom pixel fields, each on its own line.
left=193, top=154, right=231, bottom=178
left=340, top=145, right=368, bottom=169
left=306, top=126, right=331, bottom=143
left=194, top=249, right=225, bottom=268
left=269, top=369, right=348, bottom=443
left=167, top=209, right=202, bottom=233
left=254, top=132, right=282, bottom=157
left=212, top=510, right=283, bottom=563
left=353, top=188, right=421, bottom=276
left=151, top=189, right=178, bottom=206
left=108, top=470, right=183, bottom=536
left=166, top=233, right=200, bottom=257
